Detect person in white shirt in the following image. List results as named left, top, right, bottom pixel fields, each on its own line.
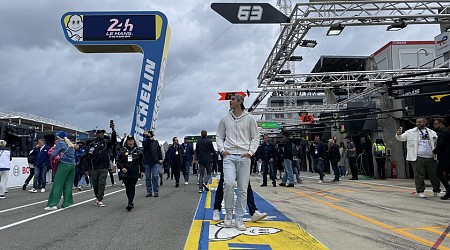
left=216, top=93, right=259, bottom=231
left=395, top=117, right=441, bottom=198
left=0, top=140, right=12, bottom=199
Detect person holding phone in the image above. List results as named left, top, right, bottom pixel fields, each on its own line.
left=395, top=117, right=441, bottom=198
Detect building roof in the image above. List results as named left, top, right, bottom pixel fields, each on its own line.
left=0, top=111, right=86, bottom=134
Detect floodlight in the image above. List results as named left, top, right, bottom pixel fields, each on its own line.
left=386, top=20, right=407, bottom=31
left=288, top=56, right=303, bottom=61
left=279, top=69, right=291, bottom=74
left=285, top=80, right=295, bottom=84
left=298, top=40, right=317, bottom=48
left=326, top=24, right=344, bottom=36
left=274, top=77, right=285, bottom=82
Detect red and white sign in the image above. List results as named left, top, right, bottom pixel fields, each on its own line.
left=218, top=92, right=247, bottom=101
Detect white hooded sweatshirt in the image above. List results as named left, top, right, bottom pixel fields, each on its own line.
left=216, top=111, right=259, bottom=156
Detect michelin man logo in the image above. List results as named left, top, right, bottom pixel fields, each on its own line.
left=66, top=15, right=83, bottom=41
left=209, top=222, right=281, bottom=241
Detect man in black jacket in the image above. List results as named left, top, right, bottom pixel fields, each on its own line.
left=328, top=139, right=341, bottom=182
left=87, top=126, right=116, bottom=207
left=142, top=130, right=163, bottom=197
left=279, top=131, right=295, bottom=187
left=257, top=134, right=278, bottom=187
left=195, top=130, right=215, bottom=193
left=433, top=118, right=450, bottom=200
left=310, top=135, right=326, bottom=184
left=167, top=137, right=184, bottom=187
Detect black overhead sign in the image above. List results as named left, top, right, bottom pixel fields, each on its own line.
left=211, top=3, right=290, bottom=24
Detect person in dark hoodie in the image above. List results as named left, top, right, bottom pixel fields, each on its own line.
left=327, top=139, right=341, bottom=182
left=117, top=135, right=144, bottom=211
left=86, top=125, right=117, bottom=207
left=195, top=130, right=215, bottom=193
left=257, top=134, right=278, bottom=187
left=142, top=130, right=163, bottom=197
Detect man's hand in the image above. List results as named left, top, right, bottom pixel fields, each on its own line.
left=241, top=153, right=251, bottom=158
left=222, top=151, right=230, bottom=157
left=158, top=160, right=163, bottom=164
left=121, top=168, right=127, bottom=173
left=269, top=158, right=273, bottom=162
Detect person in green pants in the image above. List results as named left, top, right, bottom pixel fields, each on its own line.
left=44, top=131, right=76, bottom=210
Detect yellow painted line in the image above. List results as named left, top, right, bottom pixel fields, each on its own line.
left=205, top=186, right=211, bottom=209
left=424, top=227, right=450, bottom=238
left=397, top=225, right=447, bottom=231
left=184, top=220, right=203, bottom=250
left=295, top=190, right=450, bottom=250
left=315, top=193, right=340, bottom=201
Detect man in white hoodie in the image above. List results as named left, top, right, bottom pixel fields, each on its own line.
left=395, top=117, right=441, bottom=198
left=216, top=93, right=259, bottom=231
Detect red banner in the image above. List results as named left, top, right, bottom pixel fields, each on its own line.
left=218, top=92, right=247, bottom=101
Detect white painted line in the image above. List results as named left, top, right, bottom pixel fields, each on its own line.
left=0, top=184, right=141, bottom=231
left=0, top=184, right=114, bottom=214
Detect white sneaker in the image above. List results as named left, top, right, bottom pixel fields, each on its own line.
left=418, top=192, right=426, bottom=198
left=213, top=209, right=220, bottom=221
left=434, top=191, right=445, bottom=197
left=251, top=211, right=267, bottom=222
left=44, top=206, right=57, bottom=211
left=78, top=185, right=83, bottom=191
left=224, top=211, right=233, bottom=228
left=41, top=188, right=46, bottom=193
left=29, top=188, right=37, bottom=193
left=185, top=182, right=188, bottom=185
left=235, top=216, right=246, bottom=231
left=317, top=180, right=323, bottom=184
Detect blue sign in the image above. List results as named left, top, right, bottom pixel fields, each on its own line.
left=61, top=11, right=171, bottom=146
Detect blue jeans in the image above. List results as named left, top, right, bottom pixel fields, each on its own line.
left=145, top=164, right=159, bottom=194
left=33, top=164, right=48, bottom=189
left=183, top=160, right=191, bottom=182
left=223, top=155, right=251, bottom=217
left=282, top=159, right=295, bottom=185
left=312, top=158, right=324, bottom=180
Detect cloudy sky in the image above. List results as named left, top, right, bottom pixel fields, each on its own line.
left=0, top=0, right=442, bottom=142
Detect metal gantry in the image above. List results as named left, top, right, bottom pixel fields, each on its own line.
left=249, top=0, right=450, bottom=118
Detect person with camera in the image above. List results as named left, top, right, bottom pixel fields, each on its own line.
left=86, top=121, right=116, bottom=207
left=395, top=117, right=441, bottom=198
left=117, top=135, right=144, bottom=211
left=142, top=130, right=163, bottom=197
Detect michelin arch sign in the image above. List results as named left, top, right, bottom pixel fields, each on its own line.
left=61, top=11, right=171, bottom=145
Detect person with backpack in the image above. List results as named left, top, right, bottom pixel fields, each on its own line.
left=23, top=147, right=37, bottom=190
left=373, top=138, right=387, bottom=179
left=328, top=139, right=341, bottom=182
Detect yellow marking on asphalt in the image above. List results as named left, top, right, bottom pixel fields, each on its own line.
left=207, top=221, right=328, bottom=250
left=423, top=227, right=450, bottom=238
left=314, top=193, right=340, bottom=201
left=205, top=185, right=211, bottom=209
left=397, top=225, right=447, bottom=231
left=185, top=220, right=203, bottom=250
left=295, top=190, right=450, bottom=250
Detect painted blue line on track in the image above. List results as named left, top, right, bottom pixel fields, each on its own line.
left=194, top=187, right=291, bottom=222
left=199, top=221, right=210, bottom=250
left=228, top=243, right=272, bottom=250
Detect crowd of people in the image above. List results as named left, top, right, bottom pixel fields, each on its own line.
left=0, top=95, right=449, bottom=233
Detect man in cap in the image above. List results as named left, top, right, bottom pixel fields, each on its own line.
left=216, top=93, right=259, bottom=231
left=86, top=124, right=116, bottom=207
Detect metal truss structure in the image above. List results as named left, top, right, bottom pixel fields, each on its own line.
left=0, top=111, right=84, bottom=132
left=249, top=0, right=450, bottom=118
left=249, top=68, right=450, bottom=113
